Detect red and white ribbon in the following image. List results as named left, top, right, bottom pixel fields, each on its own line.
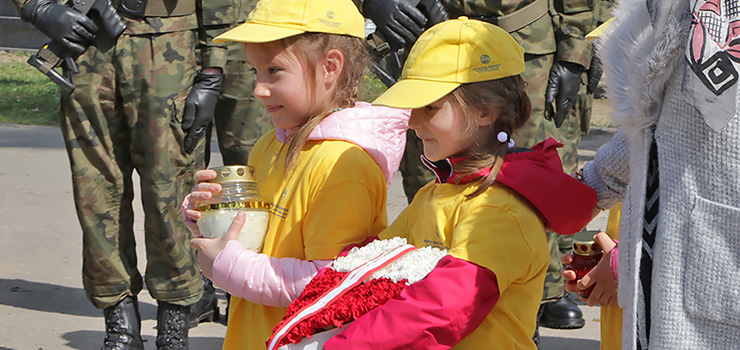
left=267, top=244, right=418, bottom=350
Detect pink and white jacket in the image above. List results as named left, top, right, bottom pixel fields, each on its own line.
left=202, top=102, right=409, bottom=307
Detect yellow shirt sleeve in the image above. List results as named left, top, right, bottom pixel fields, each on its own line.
left=301, top=145, right=388, bottom=260
left=448, top=191, right=547, bottom=292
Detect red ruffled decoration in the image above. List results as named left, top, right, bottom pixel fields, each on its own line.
left=270, top=269, right=408, bottom=348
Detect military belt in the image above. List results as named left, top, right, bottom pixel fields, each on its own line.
left=471, top=0, right=549, bottom=33
left=116, top=0, right=195, bottom=18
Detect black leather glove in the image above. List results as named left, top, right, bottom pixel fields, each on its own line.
left=586, top=52, right=603, bottom=95
left=363, top=0, right=427, bottom=50
left=182, top=71, right=223, bottom=154
left=417, top=0, right=449, bottom=27
left=21, top=0, right=98, bottom=56
left=545, top=61, right=584, bottom=128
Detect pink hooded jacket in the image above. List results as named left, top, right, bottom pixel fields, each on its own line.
left=190, top=102, right=409, bottom=307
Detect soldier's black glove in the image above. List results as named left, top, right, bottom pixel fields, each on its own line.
left=182, top=71, right=223, bottom=154
left=586, top=51, right=603, bottom=95
left=417, top=0, right=449, bottom=27
left=363, top=0, right=427, bottom=50
left=21, top=0, right=98, bottom=56
left=545, top=61, right=584, bottom=128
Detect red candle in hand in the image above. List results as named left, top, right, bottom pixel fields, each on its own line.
left=568, top=238, right=603, bottom=298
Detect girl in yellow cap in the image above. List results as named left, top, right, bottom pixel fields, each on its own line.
left=197, top=17, right=594, bottom=349
left=181, top=0, right=409, bottom=348
left=311, top=17, right=596, bottom=350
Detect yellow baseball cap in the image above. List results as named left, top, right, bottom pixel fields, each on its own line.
left=373, top=17, right=525, bottom=109
left=586, top=18, right=614, bottom=39
left=214, top=0, right=365, bottom=43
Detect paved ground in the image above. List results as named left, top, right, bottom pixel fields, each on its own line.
left=0, top=100, right=616, bottom=350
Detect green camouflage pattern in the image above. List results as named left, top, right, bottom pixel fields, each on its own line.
left=64, top=30, right=206, bottom=309
left=553, top=0, right=599, bottom=68
left=399, top=130, right=435, bottom=203
left=211, top=0, right=271, bottom=165
left=215, top=40, right=272, bottom=165
left=440, top=0, right=556, bottom=55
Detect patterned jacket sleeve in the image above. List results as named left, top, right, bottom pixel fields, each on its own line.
left=197, top=0, right=237, bottom=69
left=323, top=255, right=500, bottom=350
left=582, top=129, right=630, bottom=209
left=552, top=0, right=600, bottom=68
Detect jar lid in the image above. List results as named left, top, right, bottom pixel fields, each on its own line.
left=209, top=165, right=256, bottom=183
left=571, top=230, right=603, bottom=256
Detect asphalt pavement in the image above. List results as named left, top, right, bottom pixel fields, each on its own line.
left=0, top=123, right=613, bottom=350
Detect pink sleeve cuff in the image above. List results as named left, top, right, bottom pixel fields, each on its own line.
left=609, top=244, right=619, bottom=284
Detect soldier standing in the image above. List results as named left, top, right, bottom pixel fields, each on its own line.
left=10, top=0, right=233, bottom=347
left=212, top=0, right=270, bottom=166
left=357, top=0, right=598, bottom=342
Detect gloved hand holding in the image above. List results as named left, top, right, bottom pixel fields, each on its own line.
left=363, top=0, right=427, bottom=50
left=182, top=70, right=223, bottom=154
left=587, top=52, right=603, bottom=95
left=21, top=0, right=98, bottom=56
left=545, top=61, right=584, bottom=128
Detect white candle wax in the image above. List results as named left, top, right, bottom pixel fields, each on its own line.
left=197, top=209, right=269, bottom=252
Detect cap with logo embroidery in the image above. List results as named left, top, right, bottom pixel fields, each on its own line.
left=214, top=0, right=365, bottom=43
left=373, top=16, right=526, bottom=109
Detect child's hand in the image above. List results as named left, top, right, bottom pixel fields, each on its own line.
left=562, top=232, right=619, bottom=308
left=183, top=169, right=221, bottom=236
left=190, top=211, right=245, bottom=279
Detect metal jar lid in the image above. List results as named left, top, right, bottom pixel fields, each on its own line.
left=209, top=165, right=256, bottom=183
left=571, top=230, right=604, bottom=256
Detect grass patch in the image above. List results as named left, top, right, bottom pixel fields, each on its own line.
left=0, top=50, right=61, bottom=126
left=359, top=70, right=388, bottom=102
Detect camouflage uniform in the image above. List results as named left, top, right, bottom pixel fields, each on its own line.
left=11, top=0, right=233, bottom=309
left=212, top=0, right=271, bottom=165
left=539, top=0, right=602, bottom=303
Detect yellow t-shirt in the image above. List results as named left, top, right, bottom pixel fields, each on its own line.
left=379, top=181, right=549, bottom=350
left=222, top=131, right=388, bottom=350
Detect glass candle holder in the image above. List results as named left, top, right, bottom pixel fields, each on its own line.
left=196, top=165, right=269, bottom=252
left=567, top=231, right=603, bottom=298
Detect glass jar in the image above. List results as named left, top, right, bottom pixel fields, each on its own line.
left=567, top=230, right=603, bottom=298
left=196, top=165, right=269, bottom=252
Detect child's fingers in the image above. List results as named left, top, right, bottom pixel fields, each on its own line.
left=184, top=221, right=201, bottom=237
left=561, top=269, right=577, bottom=281
left=593, top=232, right=617, bottom=253
left=193, top=183, right=222, bottom=193
left=195, top=169, right=218, bottom=183
left=564, top=280, right=580, bottom=294
left=586, top=286, right=603, bottom=307
left=185, top=209, right=202, bottom=220
left=190, top=237, right=207, bottom=250
left=560, top=253, right=574, bottom=265
left=224, top=211, right=246, bottom=241
left=578, top=272, right=595, bottom=290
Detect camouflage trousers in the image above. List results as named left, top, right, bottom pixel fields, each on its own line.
left=540, top=86, right=593, bottom=302
left=213, top=42, right=271, bottom=165
left=63, top=30, right=206, bottom=309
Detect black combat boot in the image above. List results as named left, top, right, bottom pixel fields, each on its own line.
left=539, top=293, right=585, bottom=329
left=156, top=302, right=190, bottom=350
left=189, top=275, right=219, bottom=328
left=102, top=296, right=144, bottom=350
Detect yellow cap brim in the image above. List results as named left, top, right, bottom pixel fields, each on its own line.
left=586, top=18, right=614, bottom=40
left=214, top=22, right=306, bottom=43
left=373, top=79, right=460, bottom=109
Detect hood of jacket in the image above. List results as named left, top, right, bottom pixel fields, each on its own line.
left=276, top=102, right=410, bottom=189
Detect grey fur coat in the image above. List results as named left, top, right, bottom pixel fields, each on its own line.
left=581, top=0, right=740, bottom=348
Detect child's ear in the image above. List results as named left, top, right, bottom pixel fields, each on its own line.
left=322, top=49, right=344, bottom=86
left=477, top=111, right=497, bottom=127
